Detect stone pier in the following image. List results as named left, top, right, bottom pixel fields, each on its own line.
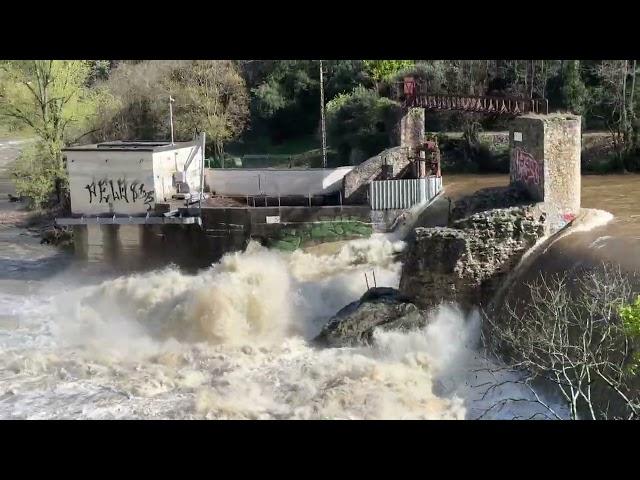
left=400, top=107, right=425, bottom=149
left=510, top=113, right=581, bottom=233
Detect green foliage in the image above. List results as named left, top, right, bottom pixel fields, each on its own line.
left=1, top=61, right=109, bottom=209
left=90, top=60, right=175, bottom=141
left=620, top=296, right=640, bottom=376
left=88, top=60, right=112, bottom=85
left=268, top=220, right=373, bottom=251
left=363, top=60, right=414, bottom=82
left=92, top=60, right=249, bottom=156
left=167, top=60, right=249, bottom=156
left=552, top=60, right=588, bottom=115
left=242, top=60, right=372, bottom=144
left=326, top=86, right=401, bottom=163
left=9, top=142, right=60, bottom=209
left=0, top=61, right=109, bottom=160
left=250, top=60, right=320, bottom=141
left=620, top=296, right=640, bottom=337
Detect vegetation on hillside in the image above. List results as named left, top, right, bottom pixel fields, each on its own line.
left=0, top=60, right=112, bottom=208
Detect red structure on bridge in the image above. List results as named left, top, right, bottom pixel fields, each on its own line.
left=398, top=77, right=549, bottom=116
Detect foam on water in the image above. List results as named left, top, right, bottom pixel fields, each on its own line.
left=0, top=238, right=565, bottom=419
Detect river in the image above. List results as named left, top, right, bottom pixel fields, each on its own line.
left=0, top=138, right=637, bottom=419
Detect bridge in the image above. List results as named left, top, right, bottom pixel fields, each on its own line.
left=395, top=78, right=549, bottom=116
left=394, top=76, right=580, bottom=233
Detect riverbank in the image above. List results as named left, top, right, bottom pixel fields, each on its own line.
left=0, top=137, right=72, bottom=246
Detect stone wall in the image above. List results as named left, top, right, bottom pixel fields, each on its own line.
left=342, top=108, right=427, bottom=205
left=510, top=113, right=581, bottom=233
left=342, top=146, right=411, bottom=204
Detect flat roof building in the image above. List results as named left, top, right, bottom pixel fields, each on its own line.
left=62, top=138, right=204, bottom=216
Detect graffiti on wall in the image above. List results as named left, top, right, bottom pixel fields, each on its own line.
left=513, top=147, right=543, bottom=188
left=85, top=178, right=154, bottom=211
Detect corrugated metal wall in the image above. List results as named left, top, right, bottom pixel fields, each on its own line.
left=369, top=176, right=442, bottom=210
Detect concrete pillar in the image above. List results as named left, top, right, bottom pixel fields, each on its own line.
left=400, top=108, right=425, bottom=149
left=72, top=225, right=88, bottom=259
left=101, top=224, right=121, bottom=262
left=510, top=113, right=581, bottom=233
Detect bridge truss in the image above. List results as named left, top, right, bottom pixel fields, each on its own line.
left=396, top=79, right=549, bottom=116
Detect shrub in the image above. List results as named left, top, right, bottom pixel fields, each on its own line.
left=326, top=86, right=401, bottom=164
left=485, top=266, right=640, bottom=419
left=9, top=142, right=62, bottom=209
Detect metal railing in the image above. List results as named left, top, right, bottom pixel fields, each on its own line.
left=393, top=80, right=549, bottom=115
left=204, top=191, right=345, bottom=208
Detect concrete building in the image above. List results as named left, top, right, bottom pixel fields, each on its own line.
left=62, top=138, right=204, bottom=216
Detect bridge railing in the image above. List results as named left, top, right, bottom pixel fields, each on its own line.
left=409, top=93, right=549, bottom=115
left=392, top=80, right=549, bottom=115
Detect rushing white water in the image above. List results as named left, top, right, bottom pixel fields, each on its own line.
left=0, top=237, right=566, bottom=420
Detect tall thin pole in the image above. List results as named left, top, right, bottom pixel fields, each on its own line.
left=319, top=60, right=327, bottom=168
left=169, top=96, right=175, bottom=145
left=199, top=132, right=206, bottom=214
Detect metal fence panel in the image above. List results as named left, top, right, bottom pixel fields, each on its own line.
left=369, top=176, right=443, bottom=211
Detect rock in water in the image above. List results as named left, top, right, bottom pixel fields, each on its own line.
left=315, top=287, right=425, bottom=348
left=399, top=205, right=546, bottom=311
left=40, top=226, right=73, bottom=247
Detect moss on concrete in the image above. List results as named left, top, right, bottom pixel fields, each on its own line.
left=267, top=220, right=373, bottom=252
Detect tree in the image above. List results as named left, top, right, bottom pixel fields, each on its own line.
left=0, top=60, right=110, bottom=207
left=483, top=266, right=640, bottom=420
left=587, top=60, right=638, bottom=160
left=363, top=60, right=414, bottom=85
left=0, top=60, right=106, bottom=166
left=559, top=60, right=588, bottom=114
left=89, top=60, right=176, bottom=142
left=166, top=60, right=249, bottom=157
left=326, top=86, right=401, bottom=164
left=93, top=60, right=250, bottom=157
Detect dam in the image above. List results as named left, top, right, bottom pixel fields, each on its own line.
left=55, top=121, right=446, bottom=266
left=55, top=103, right=582, bottom=274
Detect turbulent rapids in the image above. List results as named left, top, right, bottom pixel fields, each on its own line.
left=0, top=236, right=566, bottom=419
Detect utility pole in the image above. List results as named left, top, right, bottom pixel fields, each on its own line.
left=199, top=131, right=206, bottom=214
left=319, top=60, right=327, bottom=168
left=169, top=96, right=175, bottom=145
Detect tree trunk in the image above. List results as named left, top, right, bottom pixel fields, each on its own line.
left=622, top=60, right=628, bottom=151
left=629, top=60, right=637, bottom=149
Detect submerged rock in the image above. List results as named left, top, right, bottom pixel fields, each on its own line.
left=315, top=287, right=425, bottom=348
left=40, top=226, right=73, bottom=247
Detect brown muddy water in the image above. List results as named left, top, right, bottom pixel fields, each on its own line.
left=445, top=173, right=640, bottom=274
